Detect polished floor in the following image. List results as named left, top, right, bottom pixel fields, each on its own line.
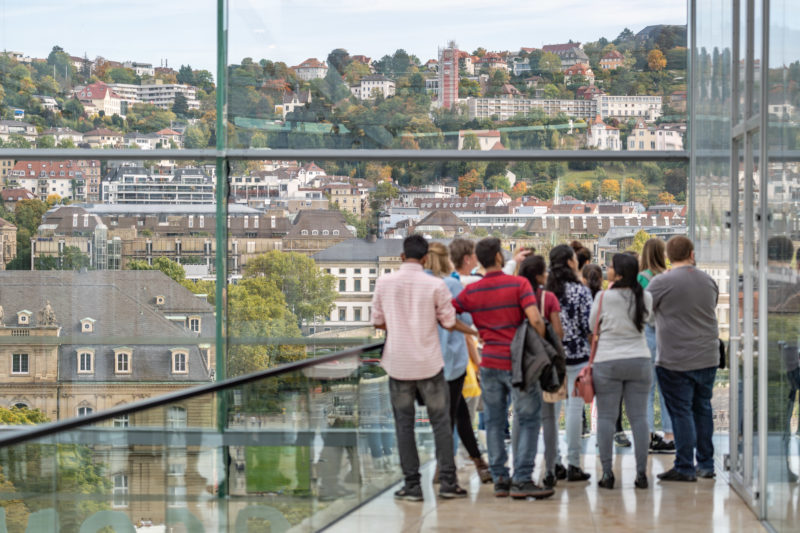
left=325, top=443, right=767, bottom=533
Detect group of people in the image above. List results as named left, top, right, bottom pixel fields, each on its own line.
left=370, top=233, right=720, bottom=501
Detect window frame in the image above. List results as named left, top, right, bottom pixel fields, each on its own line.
left=77, top=349, right=94, bottom=374
left=11, top=353, right=29, bottom=375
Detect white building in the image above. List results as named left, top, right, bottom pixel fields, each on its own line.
left=107, top=82, right=199, bottom=110
left=102, top=166, right=214, bottom=204
left=123, top=61, right=155, bottom=77
left=627, top=119, right=685, bottom=151
left=292, top=58, right=328, bottom=81
left=467, top=97, right=597, bottom=120
left=596, top=95, right=663, bottom=122
left=0, top=120, right=38, bottom=145
left=350, top=75, right=395, bottom=100
left=586, top=116, right=621, bottom=150
left=7, top=161, right=88, bottom=202
left=310, top=239, right=404, bottom=334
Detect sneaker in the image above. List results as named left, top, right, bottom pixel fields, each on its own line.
left=439, top=484, right=468, bottom=499
left=394, top=485, right=423, bottom=501
left=696, top=468, right=716, bottom=479
left=494, top=477, right=511, bottom=498
left=543, top=471, right=556, bottom=489
left=614, top=432, right=632, bottom=448
left=657, top=468, right=697, bottom=482
left=567, top=465, right=591, bottom=482
left=554, top=463, right=567, bottom=480
left=319, top=484, right=356, bottom=501
left=649, top=434, right=676, bottom=454
left=510, top=481, right=555, bottom=500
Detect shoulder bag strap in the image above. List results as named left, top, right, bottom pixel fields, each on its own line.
left=588, top=290, right=606, bottom=366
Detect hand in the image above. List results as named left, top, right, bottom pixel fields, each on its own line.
left=513, top=248, right=533, bottom=264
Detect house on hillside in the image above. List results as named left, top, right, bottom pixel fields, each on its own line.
left=411, top=210, right=470, bottom=237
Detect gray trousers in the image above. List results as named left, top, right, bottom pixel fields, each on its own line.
left=389, top=371, right=457, bottom=489
left=593, top=358, right=652, bottom=475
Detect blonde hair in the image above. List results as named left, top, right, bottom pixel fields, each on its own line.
left=425, top=242, right=453, bottom=276
left=640, top=238, right=667, bottom=274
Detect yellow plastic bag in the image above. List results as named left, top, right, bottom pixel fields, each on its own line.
left=463, top=359, right=481, bottom=398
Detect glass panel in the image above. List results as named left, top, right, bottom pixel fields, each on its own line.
left=226, top=1, right=687, bottom=151
left=764, top=2, right=800, bottom=530
left=0, top=348, right=415, bottom=532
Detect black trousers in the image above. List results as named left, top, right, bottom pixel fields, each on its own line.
left=448, top=372, right=482, bottom=459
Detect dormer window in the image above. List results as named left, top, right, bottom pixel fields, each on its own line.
left=17, top=311, right=32, bottom=326
left=301, top=230, right=308, bottom=236
left=81, top=318, right=96, bottom=333
left=77, top=348, right=95, bottom=374
left=114, top=347, right=132, bottom=374
left=171, top=349, right=189, bottom=374
left=188, top=316, right=201, bottom=333
left=156, top=295, right=165, bottom=306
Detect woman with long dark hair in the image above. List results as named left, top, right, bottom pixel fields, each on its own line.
left=546, top=244, right=593, bottom=482
left=519, top=254, right=565, bottom=487
left=590, top=253, right=653, bottom=489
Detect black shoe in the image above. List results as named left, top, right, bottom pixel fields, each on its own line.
left=555, top=463, right=567, bottom=480
left=614, top=432, right=632, bottom=448
left=439, top=484, right=468, bottom=499
left=788, top=469, right=799, bottom=483
left=649, top=433, right=676, bottom=454
left=543, top=472, right=556, bottom=489
left=567, top=465, right=591, bottom=482
left=494, top=477, right=511, bottom=498
left=394, top=485, right=423, bottom=501
left=510, top=481, right=555, bottom=500
left=696, top=468, right=715, bottom=479
left=598, top=471, right=615, bottom=489
left=635, top=473, right=648, bottom=489
left=657, top=468, right=697, bottom=482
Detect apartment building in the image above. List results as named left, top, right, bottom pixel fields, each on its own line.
left=627, top=119, right=686, bottom=151
left=596, top=94, right=663, bottom=122
left=107, top=82, right=200, bottom=110
left=325, top=183, right=366, bottom=216
left=467, top=96, right=597, bottom=120
left=0, top=120, right=37, bottom=145
left=350, top=75, right=396, bottom=100
left=7, top=160, right=92, bottom=202
left=75, top=82, right=125, bottom=117
left=102, top=166, right=214, bottom=204
left=292, top=58, right=328, bottom=81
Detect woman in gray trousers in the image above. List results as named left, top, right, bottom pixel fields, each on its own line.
left=590, top=253, right=653, bottom=489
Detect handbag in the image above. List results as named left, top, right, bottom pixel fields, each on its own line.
left=574, top=290, right=605, bottom=404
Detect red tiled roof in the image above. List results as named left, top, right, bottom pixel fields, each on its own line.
left=156, top=128, right=181, bottom=136
left=602, top=50, right=624, bottom=60
left=85, top=128, right=121, bottom=136
left=295, top=58, right=327, bottom=69
left=77, top=82, right=122, bottom=101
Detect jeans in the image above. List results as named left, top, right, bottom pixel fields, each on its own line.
left=389, top=371, right=457, bottom=488
left=447, top=373, right=482, bottom=459
left=656, top=365, right=717, bottom=475
left=646, top=325, right=673, bottom=434
left=480, top=367, right=542, bottom=483
left=594, top=359, right=652, bottom=475
left=565, top=362, right=588, bottom=467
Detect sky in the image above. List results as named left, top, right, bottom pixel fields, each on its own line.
left=2, top=0, right=690, bottom=74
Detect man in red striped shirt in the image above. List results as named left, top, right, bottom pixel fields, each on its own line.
left=453, top=237, right=554, bottom=500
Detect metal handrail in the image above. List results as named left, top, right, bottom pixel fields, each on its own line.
left=0, top=340, right=385, bottom=448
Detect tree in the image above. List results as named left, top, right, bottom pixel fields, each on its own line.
left=184, top=124, right=211, bottom=148
left=45, top=194, right=62, bottom=207
left=127, top=256, right=186, bottom=283
left=461, top=132, right=480, bottom=150
left=622, top=178, right=648, bottom=204
left=177, top=65, right=195, bottom=85
left=63, top=98, right=85, bottom=118
left=538, top=52, right=562, bottom=76
left=510, top=181, right=528, bottom=199
left=647, top=49, right=667, bottom=72
left=171, top=93, right=189, bottom=116
left=458, top=168, right=482, bottom=197
left=657, top=191, right=676, bottom=204
left=14, top=199, right=47, bottom=234
left=38, top=135, right=56, bottom=149
left=600, top=179, right=621, bottom=200
left=57, top=138, right=76, bottom=148
left=60, top=246, right=90, bottom=270
left=242, top=251, right=337, bottom=327
left=630, top=230, right=652, bottom=255
left=487, top=174, right=511, bottom=193
left=664, top=168, right=688, bottom=196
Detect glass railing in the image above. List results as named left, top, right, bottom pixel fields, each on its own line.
left=0, top=341, right=429, bottom=533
